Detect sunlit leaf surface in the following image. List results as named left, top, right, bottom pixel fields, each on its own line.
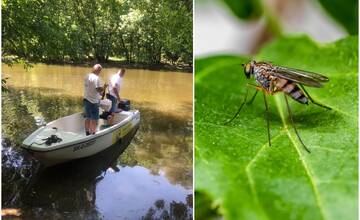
left=195, top=36, right=358, bottom=220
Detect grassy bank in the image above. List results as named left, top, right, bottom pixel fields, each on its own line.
left=2, top=56, right=192, bottom=73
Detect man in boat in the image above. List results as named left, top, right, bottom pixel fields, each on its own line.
left=83, top=64, right=106, bottom=135
left=106, top=68, right=126, bottom=125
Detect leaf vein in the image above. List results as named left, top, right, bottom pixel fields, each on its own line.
left=275, top=95, right=328, bottom=220
left=245, top=133, right=285, bottom=220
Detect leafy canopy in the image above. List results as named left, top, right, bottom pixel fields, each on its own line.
left=2, top=0, right=192, bottom=65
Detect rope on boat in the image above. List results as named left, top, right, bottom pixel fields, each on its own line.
left=29, top=135, right=63, bottom=146
left=29, top=127, right=63, bottom=147
left=42, top=135, right=62, bottom=145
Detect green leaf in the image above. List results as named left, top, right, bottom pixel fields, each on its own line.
left=220, top=0, right=263, bottom=19
left=195, top=35, right=358, bottom=220
left=318, top=0, right=358, bottom=35
left=195, top=191, right=221, bottom=220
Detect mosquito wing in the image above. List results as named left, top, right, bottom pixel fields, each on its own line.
left=272, top=66, right=329, bottom=87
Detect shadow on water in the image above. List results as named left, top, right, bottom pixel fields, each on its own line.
left=21, top=146, right=125, bottom=219
left=2, top=87, right=193, bottom=219
left=19, top=128, right=134, bottom=219
left=2, top=139, right=41, bottom=208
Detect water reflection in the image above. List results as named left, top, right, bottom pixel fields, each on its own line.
left=142, top=195, right=193, bottom=220
left=2, top=139, right=40, bottom=207
left=2, top=64, right=192, bottom=117
left=18, top=131, right=191, bottom=219
left=2, top=64, right=192, bottom=219
left=95, top=166, right=192, bottom=219
left=2, top=87, right=193, bottom=188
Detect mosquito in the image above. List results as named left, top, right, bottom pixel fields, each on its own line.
left=225, top=60, right=331, bottom=153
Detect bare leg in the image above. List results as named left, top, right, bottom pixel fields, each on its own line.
left=89, top=120, right=98, bottom=134
left=85, top=119, right=90, bottom=134
left=224, top=88, right=249, bottom=125
left=94, top=120, right=98, bottom=133
left=284, top=94, right=311, bottom=153
left=108, top=113, right=114, bottom=126
left=299, top=85, right=331, bottom=110
left=89, top=120, right=94, bottom=134
left=263, top=92, right=271, bottom=146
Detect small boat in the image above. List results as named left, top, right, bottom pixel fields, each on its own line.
left=22, top=110, right=140, bottom=166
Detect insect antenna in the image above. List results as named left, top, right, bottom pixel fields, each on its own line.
left=263, top=92, right=271, bottom=146
left=224, top=88, right=249, bottom=125
left=284, top=94, right=311, bottom=153
left=299, top=85, right=331, bottom=110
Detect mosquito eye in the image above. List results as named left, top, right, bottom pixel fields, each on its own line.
left=245, top=64, right=250, bottom=73
left=244, top=64, right=251, bottom=78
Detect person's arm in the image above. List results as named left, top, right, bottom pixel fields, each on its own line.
left=112, top=84, right=121, bottom=101
left=96, top=84, right=107, bottom=93
left=100, top=83, right=108, bottom=99
left=95, top=78, right=106, bottom=93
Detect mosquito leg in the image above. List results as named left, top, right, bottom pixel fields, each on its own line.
left=263, top=91, right=271, bottom=146
left=246, top=83, right=263, bottom=90
left=284, top=94, right=311, bottom=153
left=299, top=85, right=331, bottom=110
left=224, top=88, right=249, bottom=125
left=247, top=90, right=258, bottom=105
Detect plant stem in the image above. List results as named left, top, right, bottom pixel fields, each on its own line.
left=260, top=1, right=283, bottom=37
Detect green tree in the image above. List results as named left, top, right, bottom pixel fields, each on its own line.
left=2, top=0, right=193, bottom=66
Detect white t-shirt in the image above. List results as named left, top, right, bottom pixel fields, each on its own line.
left=109, top=74, right=123, bottom=98
left=84, top=73, right=102, bottom=103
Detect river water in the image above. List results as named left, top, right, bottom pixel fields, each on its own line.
left=2, top=64, right=193, bottom=219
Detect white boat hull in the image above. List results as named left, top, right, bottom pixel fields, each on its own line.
left=22, top=110, right=140, bottom=166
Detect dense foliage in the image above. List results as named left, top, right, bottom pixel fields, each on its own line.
left=2, top=0, right=192, bottom=65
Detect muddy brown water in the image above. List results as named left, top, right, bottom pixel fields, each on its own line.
left=2, top=64, right=193, bottom=219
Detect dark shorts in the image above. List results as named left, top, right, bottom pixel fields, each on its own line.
left=83, top=99, right=99, bottom=120
left=106, top=94, right=117, bottom=113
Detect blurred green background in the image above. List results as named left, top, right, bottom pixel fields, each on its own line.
left=195, top=0, right=357, bottom=56
left=195, top=0, right=358, bottom=220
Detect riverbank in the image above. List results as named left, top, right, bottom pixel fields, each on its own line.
left=95, top=60, right=192, bottom=73
left=2, top=57, right=193, bottom=73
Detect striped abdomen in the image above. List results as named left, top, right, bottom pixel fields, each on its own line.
left=275, top=78, right=308, bottom=104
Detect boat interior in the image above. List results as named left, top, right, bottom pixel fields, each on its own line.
left=23, top=111, right=135, bottom=148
